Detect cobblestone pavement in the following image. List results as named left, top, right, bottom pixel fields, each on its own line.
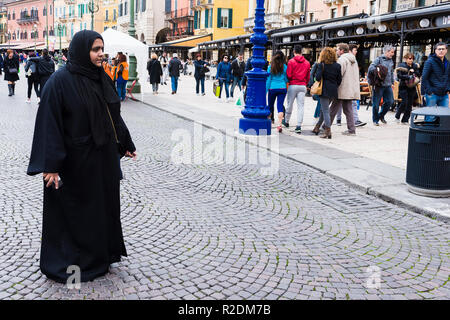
left=0, top=78, right=449, bottom=300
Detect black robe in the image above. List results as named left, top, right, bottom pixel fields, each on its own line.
left=27, top=66, right=135, bottom=283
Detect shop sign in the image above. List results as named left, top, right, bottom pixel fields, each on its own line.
left=436, top=15, right=450, bottom=28
left=396, top=0, right=417, bottom=12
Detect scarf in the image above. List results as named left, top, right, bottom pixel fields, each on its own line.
left=66, top=30, right=120, bottom=147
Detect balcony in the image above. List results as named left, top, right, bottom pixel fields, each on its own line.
left=192, top=0, right=213, bottom=10
left=17, top=15, right=39, bottom=25
left=244, top=13, right=283, bottom=31
left=166, top=28, right=194, bottom=41
left=166, top=8, right=194, bottom=22
left=283, top=2, right=305, bottom=18
left=324, top=0, right=348, bottom=5
left=64, top=0, right=76, bottom=4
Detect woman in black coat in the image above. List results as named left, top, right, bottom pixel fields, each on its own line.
left=395, top=53, right=421, bottom=124
left=4, top=49, right=20, bottom=96
left=27, top=30, right=136, bottom=284
left=194, top=54, right=208, bottom=95
left=312, top=47, right=342, bottom=139
left=147, top=53, right=163, bottom=94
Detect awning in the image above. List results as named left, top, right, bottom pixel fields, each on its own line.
left=189, top=47, right=199, bottom=53
left=21, top=42, right=46, bottom=50
left=150, top=34, right=212, bottom=50
left=0, top=42, right=27, bottom=49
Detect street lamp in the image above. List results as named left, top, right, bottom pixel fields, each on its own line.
left=33, top=23, right=37, bottom=52
left=57, top=23, right=63, bottom=67
left=88, top=0, right=99, bottom=31
left=239, top=0, right=270, bottom=135
left=127, top=0, right=140, bottom=93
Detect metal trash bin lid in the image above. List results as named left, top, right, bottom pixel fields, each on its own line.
left=410, top=107, right=450, bottom=131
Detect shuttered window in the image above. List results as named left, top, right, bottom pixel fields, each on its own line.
left=194, top=10, right=198, bottom=29
left=218, top=8, right=233, bottom=29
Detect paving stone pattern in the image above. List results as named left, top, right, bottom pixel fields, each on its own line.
left=0, top=80, right=449, bottom=300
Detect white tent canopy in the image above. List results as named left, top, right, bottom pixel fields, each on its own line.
left=101, top=28, right=150, bottom=92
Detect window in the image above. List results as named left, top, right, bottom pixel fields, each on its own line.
left=43, top=6, right=47, bottom=16
left=119, top=4, right=123, bottom=17
left=194, top=11, right=198, bottom=29
left=343, top=6, right=348, bottom=17
left=125, top=2, right=128, bottom=16
left=370, top=0, right=377, bottom=15
left=331, top=8, right=337, bottom=19
left=136, top=0, right=139, bottom=13
left=105, top=9, right=109, bottom=21
left=218, top=8, right=232, bottom=29
left=113, top=9, right=117, bottom=20
left=309, top=12, right=314, bottom=23
left=50, top=5, right=52, bottom=15
left=141, top=0, right=146, bottom=12
left=12, top=11, right=15, bottom=20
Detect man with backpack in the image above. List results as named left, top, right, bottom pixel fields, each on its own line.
left=30, top=49, right=55, bottom=94
left=368, top=45, right=395, bottom=126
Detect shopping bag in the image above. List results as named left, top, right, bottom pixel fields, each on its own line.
left=213, top=81, right=221, bottom=97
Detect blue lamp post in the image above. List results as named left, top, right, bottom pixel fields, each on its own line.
left=239, top=0, right=270, bottom=136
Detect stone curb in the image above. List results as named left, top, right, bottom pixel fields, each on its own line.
left=137, top=98, right=450, bottom=224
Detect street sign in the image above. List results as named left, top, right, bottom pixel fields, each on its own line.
left=396, top=0, right=417, bottom=12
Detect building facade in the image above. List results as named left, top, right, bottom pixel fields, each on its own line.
left=102, top=0, right=118, bottom=31
left=193, top=0, right=249, bottom=41
left=117, top=0, right=165, bottom=44
left=164, top=0, right=194, bottom=41
left=0, top=1, right=7, bottom=44
left=5, top=0, right=55, bottom=49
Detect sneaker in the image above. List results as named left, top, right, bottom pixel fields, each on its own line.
left=380, top=117, right=387, bottom=124
left=355, top=121, right=367, bottom=127
left=401, top=122, right=409, bottom=125
left=342, top=130, right=356, bottom=136
left=337, top=120, right=342, bottom=126
left=197, top=93, right=200, bottom=96
left=373, top=122, right=379, bottom=126
left=395, top=118, right=400, bottom=123
left=202, top=93, right=205, bottom=96
left=282, top=119, right=289, bottom=128
left=26, top=98, right=31, bottom=103
left=294, top=126, right=302, bottom=134
left=277, top=126, right=282, bottom=133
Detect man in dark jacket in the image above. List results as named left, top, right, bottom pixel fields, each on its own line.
left=168, top=53, right=182, bottom=94
left=30, top=49, right=55, bottom=96
left=368, top=45, right=395, bottom=126
left=230, top=53, right=245, bottom=98
left=422, top=42, right=450, bottom=109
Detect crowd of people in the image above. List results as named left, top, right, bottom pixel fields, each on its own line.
left=144, top=41, right=449, bottom=138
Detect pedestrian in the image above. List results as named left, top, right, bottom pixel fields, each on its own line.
left=0, top=51, right=3, bottom=76
left=24, top=52, right=40, bottom=103
left=216, top=55, right=232, bottom=102
left=30, top=48, right=55, bottom=94
left=421, top=42, right=450, bottom=109
left=312, top=47, right=342, bottom=139
left=147, top=53, right=163, bottom=95
left=308, top=62, right=322, bottom=120
left=335, top=44, right=367, bottom=128
left=395, top=52, right=420, bottom=124
left=3, top=49, right=20, bottom=97
left=159, top=52, right=169, bottom=85
left=116, top=53, right=129, bottom=101
left=230, top=53, right=245, bottom=99
left=368, top=45, right=395, bottom=126
left=27, top=30, right=137, bottom=284
left=327, top=43, right=360, bottom=136
left=267, top=51, right=288, bottom=133
left=284, top=45, right=311, bottom=134
left=194, top=54, right=208, bottom=96
left=168, top=53, right=181, bottom=95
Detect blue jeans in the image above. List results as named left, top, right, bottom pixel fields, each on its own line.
left=230, top=76, right=242, bottom=97
left=314, top=98, right=322, bottom=118
left=116, top=79, right=127, bottom=101
left=372, top=86, right=394, bottom=123
left=218, top=79, right=230, bottom=98
left=268, top=89, right=287, bottom=115
left=425, top=94, right=449, bottom=122
left=195, top=77, right=205, bottom=94
left=171, top=76, right=179, bottom=93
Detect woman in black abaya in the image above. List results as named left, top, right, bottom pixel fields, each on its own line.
left=27, top=30, right=137, bottom=283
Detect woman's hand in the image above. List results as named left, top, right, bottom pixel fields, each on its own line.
left=43, top=173, right=60, bottom=189
left=125, top=151, right=137, bottom=159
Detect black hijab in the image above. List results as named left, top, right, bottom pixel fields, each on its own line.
left=66, top=30, right=120, bottom=147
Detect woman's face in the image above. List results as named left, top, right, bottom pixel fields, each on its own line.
left=90, top=38, right=104, bottom=67
left=223, top=56, right=229, bottom=62
left=8, top=53, right=13, bottom=59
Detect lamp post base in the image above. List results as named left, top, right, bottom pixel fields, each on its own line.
left=239, top=118, right=271, bottom=136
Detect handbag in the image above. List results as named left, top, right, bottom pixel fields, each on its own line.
left=310, top=63, right=323, bottom=95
